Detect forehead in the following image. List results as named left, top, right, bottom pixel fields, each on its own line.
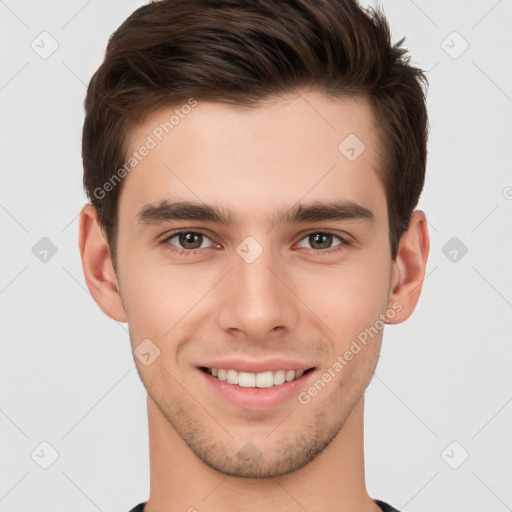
left=119, top=90, right=386, bottom=227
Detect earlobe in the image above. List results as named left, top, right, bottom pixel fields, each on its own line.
left=78, top=203, right=128, bottom=323
left=386, top=210, right=430, bottom=324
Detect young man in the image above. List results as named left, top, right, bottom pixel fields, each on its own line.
left=78, top=1, right=430, bottom=511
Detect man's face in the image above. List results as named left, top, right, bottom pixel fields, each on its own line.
left=115, top=90, right=395, bottom=477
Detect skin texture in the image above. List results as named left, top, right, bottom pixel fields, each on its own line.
left=79, top=90, right=429, bottom=512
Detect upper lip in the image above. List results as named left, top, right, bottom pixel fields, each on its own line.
left=198, top=358, right=316, bottom=373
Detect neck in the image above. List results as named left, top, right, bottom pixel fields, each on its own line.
left=144, top=396, right=380, bottom=512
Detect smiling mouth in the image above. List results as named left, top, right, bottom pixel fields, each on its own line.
left=199, top=366, right=315, bottom=388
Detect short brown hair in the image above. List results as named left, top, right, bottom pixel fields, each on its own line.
left=82, top=0, right=428, bottom=270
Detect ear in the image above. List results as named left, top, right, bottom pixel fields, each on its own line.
left=386, top=210, right=430, bottom=324
left=78, top=203, right=128, bottom=323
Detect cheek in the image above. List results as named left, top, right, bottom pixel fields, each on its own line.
left=291, top=255, right=391, bottom=341
left=116, top=240, right=168, bottom=341
left=118, top=249, right=216, bottom=345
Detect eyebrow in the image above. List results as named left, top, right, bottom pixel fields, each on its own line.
left=135, top=199, right=375, bottom=227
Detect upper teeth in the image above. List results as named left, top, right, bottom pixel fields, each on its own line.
left=208, top=368, right=305, bottom=388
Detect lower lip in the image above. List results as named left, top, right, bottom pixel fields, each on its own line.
left=198, top=368, right=316, bottom=411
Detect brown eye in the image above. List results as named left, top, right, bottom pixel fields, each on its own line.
left=163, top=231, right=215, bottom=252
left=311, top=233, right=333, bottom=250
left=178, top=232, right=203, bottom=249
left=298, top=232, right=343, bottom=251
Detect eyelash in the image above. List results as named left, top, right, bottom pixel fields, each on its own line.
left=160, top=230, right=352, bottom=257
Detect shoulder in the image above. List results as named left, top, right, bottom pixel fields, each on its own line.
left=128, top=502, right=146, bottom=512
left=375, top=499, right=402, bottom=512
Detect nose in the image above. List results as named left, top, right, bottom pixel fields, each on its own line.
left=215, top=243, right=299, bottom=341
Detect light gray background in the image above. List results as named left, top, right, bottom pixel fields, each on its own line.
left=1, top=1, right=511, bottom=511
